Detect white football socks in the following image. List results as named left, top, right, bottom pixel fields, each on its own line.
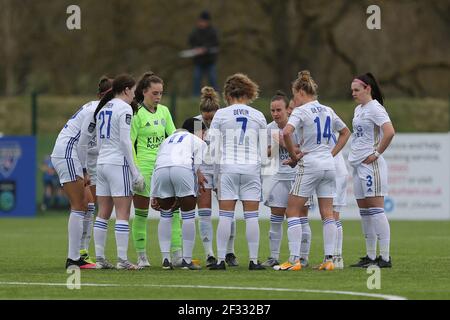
left=181, top=209, right=196, bottom=263
left=269, top=214, right=284, bottom=260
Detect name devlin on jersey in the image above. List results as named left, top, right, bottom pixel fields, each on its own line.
left=234, top=109, right=249, bottom=115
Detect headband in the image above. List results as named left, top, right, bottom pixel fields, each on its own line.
left=352, top=78, right=368, bottom=87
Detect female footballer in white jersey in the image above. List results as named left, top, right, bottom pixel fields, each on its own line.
left=261, top=91, right=300, bottom=268
left=208, top=73, right=267, bottom=270
left=348, top=73, right=395, bottom=268
left=151, top=118, right=207, bottom=270
left=91, top=74, right=145, bottom=270
left=298, top=129, right=350, bottom=270
left=281, top=71, right=350, bottom=271
left=194, top=87, right=220, bottom=267
left=77, top=77, right=113, bottom=266
left=51, top=81, right=111, bottom=269
left=195, top=87, right=239, bottom=268
left=330, top=130, right=349, bottom=269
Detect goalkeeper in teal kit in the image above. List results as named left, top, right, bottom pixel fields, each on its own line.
left=131, top=72, right=183, bottom=268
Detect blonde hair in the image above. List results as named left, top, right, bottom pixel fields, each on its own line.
left=200, top=86, right=220, bottom=112
left=223, top=73, right=259, bottom=104
left=292, top=70, right=318, bottom=97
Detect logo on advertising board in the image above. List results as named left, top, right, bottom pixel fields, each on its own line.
left=0, top=142, right=22, bottom=178
left=0, top=142, right=21, bottom=213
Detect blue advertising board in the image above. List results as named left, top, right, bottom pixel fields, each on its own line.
left=0, top=136, right=36, bottom=217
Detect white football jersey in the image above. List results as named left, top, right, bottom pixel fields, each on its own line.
left=154, top=130, right=207, bottom=171
left=195, top=114, right=215, bottom=175
left=96, top=98, right=134, bottom=166
left=348, top=99, right=391, bottom=166
left=267, top=121, right=299, bottom=180
left=287, top=100, right=346, bottom=171
left=209, top=104, right=267, bottom=175
left=51, top=101, right=99, bottom=159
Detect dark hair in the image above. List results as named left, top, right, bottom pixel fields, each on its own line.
left=292, top=70, right=318, bottom=97
left=94, top=74, right=136, bottom=122
left=355, top=72, right=384, bottom=105
left=271, top=90, right=289, bottom=108
left=97, top=76, right=113, bottom=98
left=200, top=86, right=220, bottom=113
left=133, top=71, right=164, bottom=104
left=199, top=10, right=211, bottom=21
left=182, top=117, right=206, bottom=134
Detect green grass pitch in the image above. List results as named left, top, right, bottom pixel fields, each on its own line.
left=0, top=213, right=449, bottom=300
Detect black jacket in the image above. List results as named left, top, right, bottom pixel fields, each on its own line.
left=188, top=26, right=219, bottom=66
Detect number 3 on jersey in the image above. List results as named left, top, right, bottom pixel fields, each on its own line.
left=314, top=116, right=331, bottom=144
left=236, top=117, right=248, bottom=145
left=99, top=110, right=113, bottom=139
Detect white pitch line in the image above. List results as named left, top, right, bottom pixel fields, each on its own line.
left=0, top=281, right=407, bottom=300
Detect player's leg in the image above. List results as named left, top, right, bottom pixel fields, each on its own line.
left=171, top=166, right=201, bottom=270
left=156, top=197, right=176, bottom=269
left=262, top=207, right=284, bottom=267
left=209, top=173, right=237, bottom=270
left=197, top=185, right=216, bottom=266
left=93, top=164, right=115, bottom=269
left=316, top=170, right=338, bottom=271
left=113, top=195, right=141, bottom=270
left=80, top=185, right=95, bottom=264
left=52, top=156, right=93, bottom=269
left=242, top=200, right=265, bottom=270
left=151, top=167, right=177, bottom=269
left=132, top=166, right=152, bottom=266
left=333, top=210, right=344, bottom=269
left=170, top=209, right=183, bottom=266
left=262, top=180, right=289, bottom=267
left=350, top=165, right=378, bottom=267
left=241, top=174, right=265, bottom=270
left=179, top=195, right=201, bottom=270
left=225, top=217, right=238, bottom=266
left=299, top=202, right=311, bottom=267
left=62, top=178, right=91, bottom=267
left=277, top=171, right=313, bottom=271
left=366, top=196, right=391, bottom=268
left=94, top=195, right=115, bottom=269
left=332, top=174, right=347, bottom=269
left=277, top=194, right=307, bottom=271
left=132, top=194, right=151, bottom=267
left=365, top=158, right=391, bottom=267
left=210, top=199, right=236, bottom=270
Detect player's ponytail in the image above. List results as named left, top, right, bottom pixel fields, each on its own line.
left=292, top=70, right=318, bottom=98
left=134, top=71, right=163, bottom=104
left=355, top=72, right=384, bottom=105
left=97, top=76, right=113, bottom=98
left=200, top=86, right=220, bottom=112
left=271, top=90, right=289, bottom=108
left=94, top=74, right=136, bottom=122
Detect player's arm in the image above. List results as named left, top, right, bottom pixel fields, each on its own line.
left=282, top=124, right=300, bottom=166
left=330, top=111, right=351, bottom=157
left=78, top=115, right=96, bottom=182
left=282, top=110, right=304, bottom=167
left=130, top=112, right=140, bottom=163
left=267, top=127, right=273, bottom=158
left=378, top=122, right=395, bottom=154
left=119, top=110, right=141, bottom=181
left=194, top=139, right=208, bottom=193
left=164, top=108, right=177, bottom=136
left=209, top=113, right=222, bottom=176
left=364, top=107, right=395, bottom=164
